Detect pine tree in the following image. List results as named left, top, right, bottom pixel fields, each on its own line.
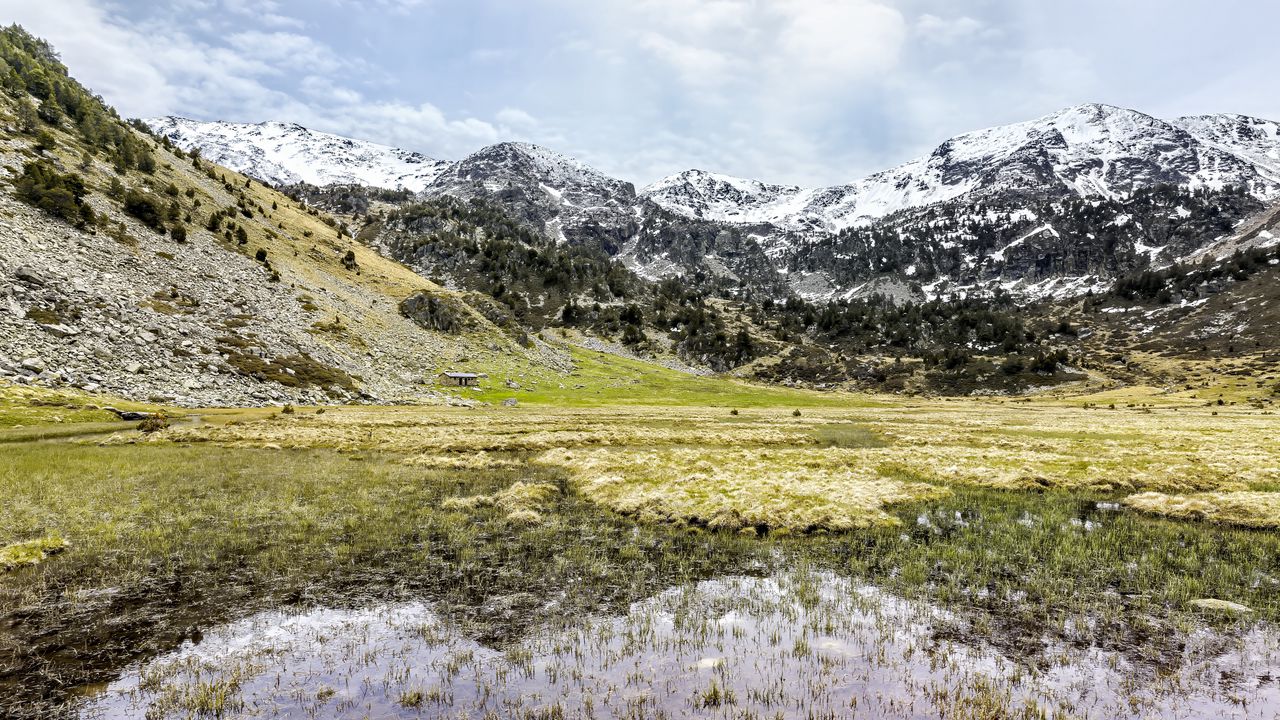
left=15, top=97, right=37, bottom=133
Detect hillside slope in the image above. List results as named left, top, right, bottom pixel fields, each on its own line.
left=0, top=28, right=555, bottom=406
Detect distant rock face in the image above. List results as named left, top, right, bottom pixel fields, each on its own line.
left=153, top=104, right=1280, bottom=302
left=422, top=142, right=641, bottom=250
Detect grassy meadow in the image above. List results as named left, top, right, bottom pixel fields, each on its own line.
left=2, top=364, right=1279, bottom=718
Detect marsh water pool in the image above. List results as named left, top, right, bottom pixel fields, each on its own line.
left=81, top=570, right=1280, bottom=719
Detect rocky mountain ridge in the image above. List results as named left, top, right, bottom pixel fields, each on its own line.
left=148, top=104, right=1280, bottom=302
left=644, top=105, right=1280, bottom=234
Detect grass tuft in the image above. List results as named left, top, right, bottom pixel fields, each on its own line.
left=1124, top=491, right=1280, bottom=528
left=0, top=535, right=69, bottom=570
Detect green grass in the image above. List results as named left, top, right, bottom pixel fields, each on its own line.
left=4, top=378, right=1280, bottom=716
left=0, top=420, right=138, bottom=443
left=455, top=347, right=881, bottom=408
left=0, top=383, right=154, bottom=428
left=0, top=535, right=68, bottom=570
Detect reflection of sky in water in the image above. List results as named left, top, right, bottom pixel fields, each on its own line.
left=83, top=572, right=1280, bottom=719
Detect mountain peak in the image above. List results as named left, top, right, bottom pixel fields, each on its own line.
left=451, top=140, right=632, bottom=195
left=144, top=116, right=449, bottom=191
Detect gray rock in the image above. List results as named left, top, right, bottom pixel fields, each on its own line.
left=20, top=357, right=44, bottom=373
left=14, top=266, right=47, bottom=286
left=1190, top=598, right=1252, bottom=614
left=41, top=323, right=80, bottom=338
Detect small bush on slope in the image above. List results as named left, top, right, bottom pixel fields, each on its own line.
left=13, top=159, right=95, bottom=228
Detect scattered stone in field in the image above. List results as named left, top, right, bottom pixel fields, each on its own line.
left=41, top=323, right=79, bottom=338
left=1189, top=598, right=1252, bottom=614
left=502, top=398, right=518, bottom=407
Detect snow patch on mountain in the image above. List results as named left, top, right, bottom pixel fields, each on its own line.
left=1172, top=114, right=1280, bottom=182
left=145, top=117, right=450, bottom=191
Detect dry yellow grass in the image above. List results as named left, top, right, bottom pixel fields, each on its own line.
left=538, top=447, right=948, bottom=532
left=1124, top=491, right=1280, bottom=529
left=101, top=389, right=1280, bottom=531
left=149, top=406, right=813, bottom=453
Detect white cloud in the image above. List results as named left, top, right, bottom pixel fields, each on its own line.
left=5, top=0, right=1276, bottom=187
left=300, top=75, right=363, bottom=104
left=226, top=31, right=346, bottom=73
left=495, top=107, right=538, bottom=128
left=774, top=0, right=906, bottom=81
left=637, top=32, right=734, bottom=89
left=0, top=0, right=513, bottom=161
left=621, top=0, right=906, bottom=97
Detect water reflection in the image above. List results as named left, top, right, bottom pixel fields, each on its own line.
left=83, top=571, right=1280, bottom=719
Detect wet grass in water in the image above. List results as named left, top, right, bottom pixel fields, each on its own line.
left=3, top=440, right=1279, bottom=717
left=824, top=488, right=1280, bottom=667
left=0, top=443, right=768, bottom=717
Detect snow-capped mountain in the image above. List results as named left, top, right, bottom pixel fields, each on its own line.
left=146, top=117, right=450, bottom=191
left=149, top=104, right=1280, bottom=302
left=423, top=141, right=640, bottom=244
left=642, top=104, right=1280, bottom=233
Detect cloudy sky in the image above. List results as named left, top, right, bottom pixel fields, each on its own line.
left=3, top=0, right=1277, bottom=186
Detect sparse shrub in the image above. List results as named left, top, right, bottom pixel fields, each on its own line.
left=281, top=403, right=295, bottom=415
left=792, top=409, right=802, bottom=417
left=169, top=224, right=186, bottom=243
left=36, top=95, right=61, bottom=125
left=15, top=97, right=37, bottom=133
left=14, top=160, right=94, bottom=228
left=399, top=292, right=472, bottom=334
left=123, top=188, right=165, bottom=232
left=1000, top=356, right=1025, bottom=375
left=33, top=129, right=56, bottom=152
left=137, top=413, right=170, bottom=433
